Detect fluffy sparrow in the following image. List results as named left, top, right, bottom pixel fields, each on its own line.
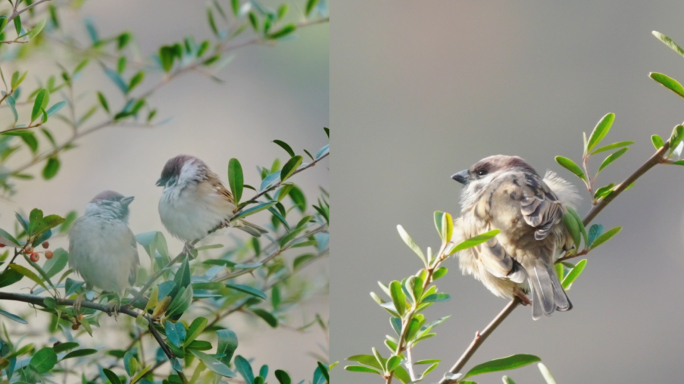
left=450, top=155, right=580, bottom=319
left=68, top=190, right=140, bottom=310
left=156, top=155, right=267, bottom=245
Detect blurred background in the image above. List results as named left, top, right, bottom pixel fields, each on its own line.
left=0, top=0, right=328, bottom=379
left=331, top=1, right=684, bottom=383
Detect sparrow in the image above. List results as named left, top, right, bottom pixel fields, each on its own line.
left=68, top=190, right=140, bottom=311
left=156, top=155, right=267, bottom=246
left=450, top=155, right=580, bottom=319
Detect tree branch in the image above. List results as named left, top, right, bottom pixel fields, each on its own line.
left=438, top=139, right=674, bottom=383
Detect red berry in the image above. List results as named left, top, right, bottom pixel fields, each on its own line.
left=41, top=241, right=49, bottom=249
left=71, top=323, right=79, bottom=330
left=25, top=245, right=33, bottom=254
left=30, top=253, right=39, bottom=262
left=45, top=250, right=53, bottom=259
left=0, top=243, right=5, bottom=248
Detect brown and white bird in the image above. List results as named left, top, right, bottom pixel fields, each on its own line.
left=450, top=155, right=580, bottom=319
left=68, top=191, right=140, bottom=304
left=156, top=155, right=267, bottom=244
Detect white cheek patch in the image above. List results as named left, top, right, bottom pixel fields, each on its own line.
left=177, top=159, right=200, bottom=186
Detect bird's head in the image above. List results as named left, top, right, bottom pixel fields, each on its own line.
left=452, top=155, right=537, bottom=204
left=85, top=190, right=134, bottom=221
left=156, top=154, right=206, bottom=189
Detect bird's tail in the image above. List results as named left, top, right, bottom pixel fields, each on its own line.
left=528, top=258, right=572, bottom=320
left=232, top=219, right=268, bottom=237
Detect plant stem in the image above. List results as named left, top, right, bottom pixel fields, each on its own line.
left=438, top=139, right=673, bottom=382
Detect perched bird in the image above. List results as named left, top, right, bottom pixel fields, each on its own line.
left=68, top=191, right=140, bottom=310
left=450, top=155, right=580, bottom=319
left=156, top=155, right=267, bottom=245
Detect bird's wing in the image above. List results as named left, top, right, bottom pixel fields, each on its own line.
left=128, top=228, right=140, bottom=286
left=457, top=214, right=526, bottom=284
left=204, top=169, right=236, bottom=204
left=515, top=172, right=565, bottom=240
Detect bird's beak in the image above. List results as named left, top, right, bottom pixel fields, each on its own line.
left=155, top=178, right=164, bottom=187
left=451, top=170, right=469, bottom=185
left=121, top=196, right=135, bottom=206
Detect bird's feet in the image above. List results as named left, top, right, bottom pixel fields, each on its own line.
left=515, top=290, right=532, bottom=306
left=73, top=291, right=85, bottom=314
left=108, top=293, right=122, bottom=320
left=183, top=242, right=196, bottom=259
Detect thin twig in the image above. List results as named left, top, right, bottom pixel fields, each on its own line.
left=438, top=140, right=674, bottom=383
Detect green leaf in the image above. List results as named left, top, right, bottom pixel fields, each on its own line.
left=566, top=207, right=587, bottom=247
left=275, top=369, right=292, bottom=384
left=448, top=229, right=500, bottom=255
left=62, top=349, right=97, bottom=359
left=652, top=31, right=684, bottom=59
left=103, top=368, right=122, bottom=384
left=13, top=16, right=21, bottom=36
left=235, top=355, right=256, bottom=383
left=590, top=226, right=622, bottom=249
left=53, top=342, right=79, bottom=353
left=103, top=67, right=128, bottom=93
left=396, top=225, right=426, bottom=265
left=228, top=158, right=244, bottom=203
left=422, top=293, right=450, bottom=302
left=30, top=347, right=57, bottom=374
left=280, top=155, right=303, bottom=182
left=6, top=95, right=17, bottom=122
left=590, top=141, right=633, bottom=155
left=235, top=201, right=277, bottom=219
left=216, top=329, right=238, bottom=365
left=0, top=227, right=20, bottom=247
left=42, top=157, right=60, bottom=180
left=97, top=92, right=109, bottom=113
left=347, top=354, right=383, bottom=370
left=183, top=317, right=208, bottom=346
left=561, top=259, right=587, bottom=289
left=0, top=269, right=22, bottom=288
left=587, top=113, right=615, bottom=151
left=464, top=354, right=541, bottom=378
left=389, top=280, right=406, bottom=316
left=593, top=184, right=615, bottom=201
left=27, top=18, right=46, bottom=40
left=267, top=24, right=296, bottom=39
left=31, top=89, right=48, bottom=123
left=159, top=46, right=175, bottom=72
left=650, top=72, right=684, bottom=99
left=11, top=70, right=27, bottom=89
left=0, top=308, right=26, bottom=324
left=46, top=101, right=66, bottom=117
left=190, top=350, right=236, bottom=377
left=273, top=140, right=295, bottom=157
left=562, top=213, right=581, bottom=249
left=554, top=156, right=586, bottom=181
left=225, top=283, right=267, bottom=299
left=252, top=308, right=278, bottom=327
left=587, top=224, right=604, bottom=246
left=293, top=253, right=316, bottom=270
left=127, top=71, right=145, bottom=93
left=165, top=320, right=183, bottom=347
left=344, top=365, right=382, bottom=374
left=597, top=147, right=628, bottom=174
left=652, top=135, right=664, bottom=150
left=305, top=0, right=320, bottom=16
left=9, top=264, right=48, bottom=291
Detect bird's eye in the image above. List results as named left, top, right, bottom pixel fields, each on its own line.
left=476, top=170, right=487, bottom=177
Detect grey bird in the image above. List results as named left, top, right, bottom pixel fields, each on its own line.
left=68, top=191, right=140, bottom=310
left=156, top=155, right=267, bottom=246
left=450, top=155, right=580, bottom=319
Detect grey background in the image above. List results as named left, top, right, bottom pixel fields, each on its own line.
left=331, top=1, right=684, bottom=383
left=1, top=0, right=328, bottom=379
